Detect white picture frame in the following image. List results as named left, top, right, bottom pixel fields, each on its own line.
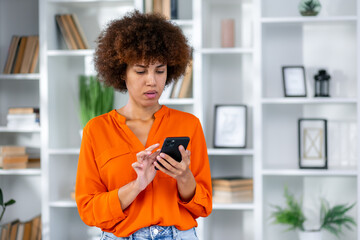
left=282, top=66, right=307, bottom=97
left=213, top=105, right=247, bottom=148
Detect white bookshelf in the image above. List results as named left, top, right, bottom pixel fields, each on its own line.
left=0, top=0, right=42, bottom=227
left=259, top=0, right=359, bottom=240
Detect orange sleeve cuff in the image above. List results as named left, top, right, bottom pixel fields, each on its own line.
left=109, top=188, right=126, bottom=220
left=178, top=184, right=212, bottom=217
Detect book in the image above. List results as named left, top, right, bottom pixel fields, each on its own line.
left=8, top=107, right=39, bottom=115
left=30, top=216, right=41, bottom=240
left=171, top=0, right=178, bottom=19
left=9, top=220, right=20, bottom=240
left=27, top=158, right=41, bottom=169
left=7, top=113, right=40, bottom=129
left=3, top=36, right=21, bottom=74
left=221, top=19, right=235, bottom=48
left=144, top=0, right=153, bottom=13
left=178, top=61, right=193, bottom=98
left=170, top=77, right=184, bottom=98
left=60, top=14, right=77, bottom=50
left=55, top=14, right=75, bottom=50
left=212, top=177, right=253, bottom=187
left=213, top=184, right=253, bottom=192
left=153, top=0, right=163, bottom=15
left=71, top=14, right=89, bottom=49
left=15, top=223, right=24, bottom=240
left=28, top=36, right=39, bottom=73
left=22, top=220, right=32, bottom=240
left=162, top=0, right=171, bottom=19
left=20, top=36, right=37, bottom=73
left=65, top=14, right=85, bottom=49
left=12, top=36, right=28, bottom=73
left=0, top=146, right=26, bottom=155
left=0, top=155, right=29, bottom=169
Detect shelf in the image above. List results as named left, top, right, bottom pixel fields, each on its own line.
left=49, top=148, right=80, bottom=155
left=0, top=126, right=41, bottom=133
left=48, top=0, right=133, bottom=6
left=261, top=16, right=357, bottom=24
left=170, top=20, right=193, bottom=27
left=207, top=148, right=254, bottom=156
left=0, top=74, right=40, bottom=80
left=261, top=98, right=357, bottom=105
left=49, top=200, right=77, bottom=208
left=213, top=203, right=254, bottom=210
left=262, top=169, right=358, bottom=177
left=47, top=49, right=94, bottom=57
left=159, top=98, right=194, bottom=105
left=199, top=48, right=254, bottom=54
left=0, top=169, right=41, bottom=176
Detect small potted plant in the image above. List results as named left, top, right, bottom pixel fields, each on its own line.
left=271, top=187, right=356, bottom=240
left=298, top=0, right=322, bottom=16
left=79, top=75, right=114, bottom=136
left=0, top=188, right=16, bottom=223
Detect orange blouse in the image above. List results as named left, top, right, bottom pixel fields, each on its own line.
left=75, top=106, right=212, bottom=237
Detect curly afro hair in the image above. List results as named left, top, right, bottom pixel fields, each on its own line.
left=94, top=10, right=191, bottom=92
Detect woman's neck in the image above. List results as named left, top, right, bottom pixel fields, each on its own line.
left=118, top=102, right=161, bottom=121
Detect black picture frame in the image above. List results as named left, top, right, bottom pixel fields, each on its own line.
left=213, top=104, right=247, bottom=148
left=282, top=66, right=307, bottom=97
left=298, top=118, right=328, bottom=169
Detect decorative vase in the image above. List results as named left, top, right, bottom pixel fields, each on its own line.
left=298, top=0, right=321, bottom=16
left=298, top=230, right=323, bottom=240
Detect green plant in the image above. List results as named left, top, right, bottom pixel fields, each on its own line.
left=271, top=187, right=356, bottom=237
left=299, top=0, right=321, bottom=16
left=271, top=187, right=306, bottom=231
left=79, top=75, right=114, bottom=128
left=0, top=188, right=16, bottom=223
left=320, top=200, right=356, bottom=237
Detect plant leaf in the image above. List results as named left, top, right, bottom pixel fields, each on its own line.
left=4, top=199, right=15, bottom=206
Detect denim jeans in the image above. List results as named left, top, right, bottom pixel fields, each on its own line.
left=100, top=225, right=198, bottom=240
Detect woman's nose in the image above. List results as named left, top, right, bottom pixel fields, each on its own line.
left=146, top=72, right=156, bottom=86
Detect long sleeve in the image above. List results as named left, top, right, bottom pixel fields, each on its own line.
left=75, top=124, right=126, bottom=230
left=178, top=120, right=212, bottom=217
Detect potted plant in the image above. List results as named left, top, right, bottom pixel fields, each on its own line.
left=271, top=187, right=356, bottom=240
left=298, top=0, right=322, bottom=16
left=0, top=188, right=16, bottom=223
left=79, top=75, right=114, bottom=136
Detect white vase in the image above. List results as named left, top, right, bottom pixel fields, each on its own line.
left=298, top=230, right=322, bottom=240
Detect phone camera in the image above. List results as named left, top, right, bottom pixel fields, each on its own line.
left=170, top=140, right=175, bottom=147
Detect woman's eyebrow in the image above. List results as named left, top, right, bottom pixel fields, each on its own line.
left=134, top=64, right=146, bottom=68
left=156, top=64, right=166, bottom=68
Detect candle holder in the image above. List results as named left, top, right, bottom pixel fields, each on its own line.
left=314, top=69, right=330, bottom=97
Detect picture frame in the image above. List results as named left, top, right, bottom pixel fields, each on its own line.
left=282, top=66, right=307, bottom=97
left=298, top=118, right=328, bottom=169
left=213, top=104, right=247, bottom=148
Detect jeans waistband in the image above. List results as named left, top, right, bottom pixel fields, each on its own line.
left=130, top=225, right=177, bottom=239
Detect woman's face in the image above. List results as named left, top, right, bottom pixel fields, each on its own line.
left=125, top=62, right=167, bottom=107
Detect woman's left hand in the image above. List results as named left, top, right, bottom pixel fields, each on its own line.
left=155, top=145, right=192, bottom=181
left=155, top=145, right=196, bottom=202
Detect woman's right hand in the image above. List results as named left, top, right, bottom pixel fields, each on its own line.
left=132, top=143, right=160, bottom=191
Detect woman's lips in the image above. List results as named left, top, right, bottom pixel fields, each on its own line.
left=144, top=91, right=157, bottom=99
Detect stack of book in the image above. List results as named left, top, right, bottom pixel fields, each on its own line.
left=3, top=35, right=39, bottom=74
left=0, top=215, right=41, bottom=240
left=160, top=60, right=192, bottom=100
left=7, top=107, right=40, bottom=130
left=212, top=177, right=253, bottom=204
left=0, top=146, right=28, bottom=170
left=55, top=14, right=89, bottom=50
left=144, top=0, right=178, bottom=19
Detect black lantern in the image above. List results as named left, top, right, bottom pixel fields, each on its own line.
left=314, top=69, right=331, bottom=97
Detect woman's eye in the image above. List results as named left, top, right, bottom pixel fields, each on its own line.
left=157, top=71, right=165, bottom=74
left=136, top=71, right=145, bottom=74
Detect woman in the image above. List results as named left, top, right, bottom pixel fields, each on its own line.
left=75, top=10, right=212, bottom=240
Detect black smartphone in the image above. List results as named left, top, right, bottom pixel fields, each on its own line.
left=155, top=136, right=190, bottom=170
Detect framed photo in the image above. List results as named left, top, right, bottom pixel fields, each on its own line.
left=213, top=105, right=247, bottom=148
left=298, top=118, right=328, bottom=169
left=282, top=66, right=307, bottom=97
